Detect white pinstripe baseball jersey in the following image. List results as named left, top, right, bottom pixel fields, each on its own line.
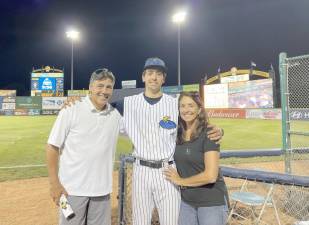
left=124, top=92, right=181, bottom=225
left=123, top=93, right=178, bottom=160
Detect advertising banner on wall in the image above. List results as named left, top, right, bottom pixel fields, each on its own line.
left=14, top=109, right=41, bottom=116
left=2, top=103, right=16, bottom=110
left=42, top=97, right=67, bottom=110
left=31, top=90, right=41, bottom=96
left=3, top=97, right=16, bottom=103
left=289, top=109, right=309, bottom=121
left=0, top=110, right=14, bottom=116
left=246, top=109, right=282, bottom=120
left=183, top=84, right=199, bottom=92
left=14, top=109, right=29, bottom=116
left=28, top=109, right=41, bottom=116
left=228, top=79, right=273, bottom=108
left=16, top=97, right=42, bottom=109
left=122, top=80, right=136, bottom=89
left=0, top=90, right=16, bottom=97
left=67, top=90, right=89, bottom=97
left=41, top=90, right=64, bottom=97
left=162, top=86, right=183, bottom=94
left=220, top=74, right=249, bottom=84
left=41, top=109, right=60, bottom=115
left=204, top=83, right=229, bottom=108
left=207, top=109, right=246, bottom=119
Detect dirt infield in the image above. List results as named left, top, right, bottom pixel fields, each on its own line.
left=0, top=172, right=120, bottom=225
left=0, top=161, right=308, bottom=225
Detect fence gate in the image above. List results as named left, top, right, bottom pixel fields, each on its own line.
left=279, top=52, right=309, bottom=175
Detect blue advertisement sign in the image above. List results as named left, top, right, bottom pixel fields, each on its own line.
left=161, top=85, right=183, bottom=94
left=38, top=77, right=56, bottom=91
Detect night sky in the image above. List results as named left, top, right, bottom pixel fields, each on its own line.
left=1, top=0, right=309, bottom=95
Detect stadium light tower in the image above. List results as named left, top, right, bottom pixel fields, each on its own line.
left=66, top=30, right=79, bottom=90
left=172, top=10, right=186, bottom=86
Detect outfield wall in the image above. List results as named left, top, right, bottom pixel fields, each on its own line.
left=206, top=108, right=282, bottom=119
left=1, top=90, right=308, bottom=120
left=2, top=97, right=308, bottom=121
left=1, top=95, right=309, bottom=120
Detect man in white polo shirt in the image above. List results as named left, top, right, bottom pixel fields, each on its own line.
left=46, top=68, right=121, bottom=225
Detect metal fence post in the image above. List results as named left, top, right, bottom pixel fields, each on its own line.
left=118, top=155, right=126, bottom=225
left=279, top=52, right=291, bottom=174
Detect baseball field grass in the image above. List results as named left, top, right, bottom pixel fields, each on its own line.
left=2, top=115, right=305, bottom=182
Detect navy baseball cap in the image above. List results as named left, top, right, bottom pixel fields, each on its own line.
left=143, top=57, right=167, bottom=73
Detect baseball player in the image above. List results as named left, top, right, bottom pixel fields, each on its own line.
left=121, top=57, right=223, bottom=225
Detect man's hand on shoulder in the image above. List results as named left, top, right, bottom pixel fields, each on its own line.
left=206, top=123, right=224, bottom=144
left=61, top=96, right=82, bottom=109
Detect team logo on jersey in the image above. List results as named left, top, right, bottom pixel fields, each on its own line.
left=159, top=116, right=177, bottom=129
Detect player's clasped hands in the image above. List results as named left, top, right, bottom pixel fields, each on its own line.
left=163, top=166, right=182, bottom=186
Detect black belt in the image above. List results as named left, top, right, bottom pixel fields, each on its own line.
left=135, top=158, right=174, bottom=169
left=180, top=184, right=209, bottom=190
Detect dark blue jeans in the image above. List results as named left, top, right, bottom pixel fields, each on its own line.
left=178, top=200, right=228, bottom=225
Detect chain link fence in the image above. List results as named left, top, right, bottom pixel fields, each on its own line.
left=280, top=53, right=309, bottom=176
left=118, top=156, right=160, bottom=225
left=118, top=154, right=309, bottom=225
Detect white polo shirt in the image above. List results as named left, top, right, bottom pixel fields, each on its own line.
left=48, top=96, right=121, bottom=196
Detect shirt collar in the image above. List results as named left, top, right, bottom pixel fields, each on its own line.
left=85, top=95, right=112, bottom=115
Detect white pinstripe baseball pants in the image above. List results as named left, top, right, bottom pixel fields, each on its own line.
left=132, top=163, right=181, bottom=225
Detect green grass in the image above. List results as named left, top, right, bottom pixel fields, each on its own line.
left=0, top=116, right=296, bottom=182
left=0, top=116, right=133, bottom=181
left=0, top=116, right=55, bottom=166
left=210, top=118, right=282, bottom=150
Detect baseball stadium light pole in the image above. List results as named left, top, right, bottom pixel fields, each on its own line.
left=172, top=11, right=186, bottom=86
left=66, top=30, right=79, bottom=90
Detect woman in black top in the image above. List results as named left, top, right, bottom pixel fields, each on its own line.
left=164, top=92, right=229, bottom=225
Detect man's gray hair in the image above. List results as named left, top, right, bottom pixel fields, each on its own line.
left=90, top=68, right=115, bottom=85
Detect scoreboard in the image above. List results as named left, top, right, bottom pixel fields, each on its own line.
left=31, top=66, right=64, bottom=96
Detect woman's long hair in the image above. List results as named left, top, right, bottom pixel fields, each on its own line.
left=177, top=92, right=209, bottom=145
